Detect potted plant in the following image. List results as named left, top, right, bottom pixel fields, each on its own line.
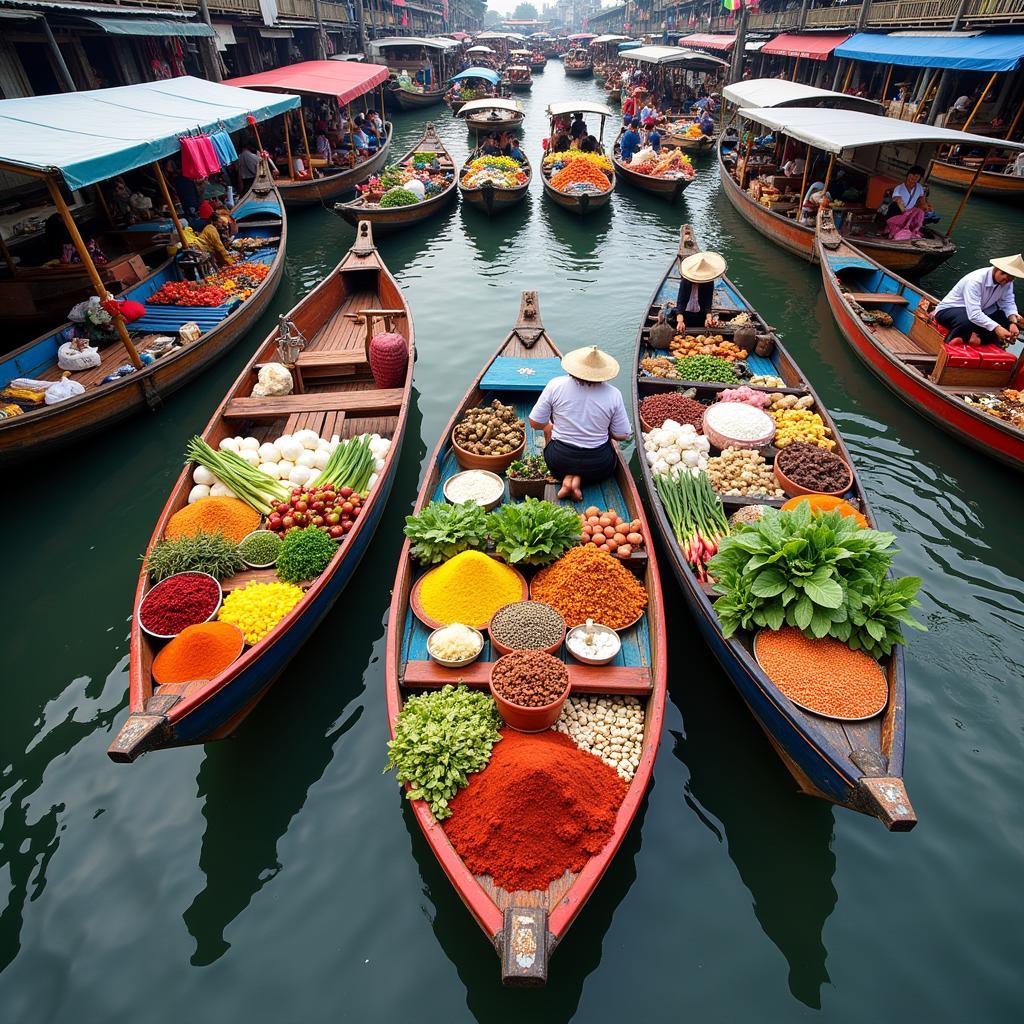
left=506, top=454, right=554, bottom=498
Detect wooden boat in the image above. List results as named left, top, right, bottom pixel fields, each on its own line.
left=463, top=101, right=526, bottom=133
left=500, top=67, right=533, bottom=92
left=928, top=157, right=1024, bottom=198
left=459, top=148, right=532, bottom=215
left=335, top=123, right=458, bottom=232
left=0, top=165, right=287, bottom=464
left=276, top=123, right=393, bottom=208
left=817, top=208, right=1024, bottom=472
left=108, top=221, right=414, bottom=762
left=630, top=224, right=916, bottom=831
left=386, top=290, right=667, bottom=982
left=717, top=136, right=955, bottom=277
left=612, top=142, right=693, bottom=203
left=388, top=84, right=446, bottom=110
left=662, top=117, right=716, bottom=153
left=542, top=153, right=614, bottom=216
left=529, top=53, right=547, bottom=72
left=604, top=83, right=621, bottom=102
left=563, top=51, right=593, bottom=77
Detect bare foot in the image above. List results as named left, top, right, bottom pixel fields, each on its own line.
left=557, top=475, right=573, bottom=500
left=571, top=476, right=583, bottom=502
left=968, top=332, right=982, bottom=346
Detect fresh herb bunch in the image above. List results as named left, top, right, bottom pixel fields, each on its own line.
left=487, top=497, right=582, bottom=566
left=379, top=188, right=419, bottom=208
left=143, top=530, right=245, bottom=582
left=379, top=166, right=406, bottom=189
left=404, top=500, right=490, bottom=566
left=385, top=684, right=502, bottom=820
left=675, top=354, right=740, bottom=385
left=708, top=504, right=925, bottom=658
left=507, top=454, right=551, bottom=481
left=275, top=527, right=337, bottom=583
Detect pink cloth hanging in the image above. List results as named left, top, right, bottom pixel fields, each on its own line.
left=179, top=135, right=222, bottom=179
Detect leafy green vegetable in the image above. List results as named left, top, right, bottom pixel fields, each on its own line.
left=404, top=500, right=490, bottom=566
left=487, top=497, right=582, bottom=566
left=507, top=454, right=552, bottom=481
left=379, top=188, right=419, bottom=207
left=275, top=527, right=336, bottom=583
left=708, top=504, right=925, bottom=659
left=143, top=530, right=245, bottom=582
left=385, top=684, right=502, bottom=820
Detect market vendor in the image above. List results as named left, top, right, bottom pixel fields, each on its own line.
left=667, top=251, right=726, bottom=330
left=620, top=118, right=643, bottom=163
left=190, top=202, right=235, bottom=267
left=529, top=346, right=631, bottom=502
left=881, top=164, right=933, bottom=240
left=934, top=255, right=1023, bottom=346
left=698, top=109, right=715, bottom=137
left=570, top=113, right=588, bottom=142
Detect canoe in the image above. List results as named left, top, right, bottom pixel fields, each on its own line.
left=388, top=84, right=446, bottom=110
left=630, top=223, right=917, bottom=830
left=529, top=55, right=547, bottom=72
left=563, top=63, right=593, bottom=77
left=501, top=77, right=533, bottom=93
left=386, top=290, right=667, bottom=982
left=335, top=123, right=458, bottom=232
left=465, top=109, right=525, bottom=133
left=276, top=123, right=393, bottom=208
left=662, top=119, right=716, bottom=153
left=612, top=143, right=692, bottom=203
left=816, top=208, right=1024, bottom=472
left=108, top=221, right=415, bottom=762
left=717, top=136, right=955, bottom=277
left=541, top=153, right=615, bottom=216
left=0, top=165, right=287, bottom=465
left=458, top=149, right=532, bottom=215
left=928, top=157, right=1024, bottom=198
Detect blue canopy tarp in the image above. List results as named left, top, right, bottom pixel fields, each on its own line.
left=618, top=41, right=643, bottom=51
left=451, top=67, right=501, bottom=85
left=835, top=32, right=1024, bottom=72
left=0, top=76, right=299, bottom=191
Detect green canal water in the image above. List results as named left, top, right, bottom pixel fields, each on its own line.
left=2, top=68, right=1023, bottom=1023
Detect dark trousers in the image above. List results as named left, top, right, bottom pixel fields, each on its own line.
left=935, top=305, right=1010, bottom=345
left=543, top=438, right=616, bottom=485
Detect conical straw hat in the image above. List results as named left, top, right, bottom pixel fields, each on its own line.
left=679, top=250, right=727, bottom=283
left=561, top=345, right=620, bottom=382
left=990, top=253, right=1024, bottom=279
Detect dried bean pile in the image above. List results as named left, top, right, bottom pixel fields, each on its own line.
left=555, top=695, right=644, bottom=781
left=775, top=442, right=850, bottom=492
left=640, top=392, right=706, bottom=431
left=491, top=651, right=568, bottom=707
left=490, top=601, right=565, bottom=651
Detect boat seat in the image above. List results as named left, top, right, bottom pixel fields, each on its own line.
left=223, top=388, right=404, bottom=421
left=295, top=350, right=369, bottom=373
left=846, top=292, right=909, bottom=306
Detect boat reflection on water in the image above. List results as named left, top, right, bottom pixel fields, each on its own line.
left=538, top=199, right=611, bottom=274
left=460, top=196, right=533, bottom=267
left=670, top=613, right=838, bottom=1009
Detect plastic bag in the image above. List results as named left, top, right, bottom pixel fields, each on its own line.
left=44, top=377, right=86, bottom=405
left=57, top=340, right=101, bottom=371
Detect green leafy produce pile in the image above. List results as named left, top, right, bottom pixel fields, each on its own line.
left=507, top=454, right=551, bottom=481
left=379, top=166, right=406, bottom=189
left=488, top=497, right=582, bottom=566
left=379, top=188, right=419, bottom=208
left=675, top=354, right=740, bottom=384
left=276, top=526, right=337, bottom=583
left=404, top=500, right=490, bottom=565
left=385, top=685, right=502, bottom=820
left=144, top=530, right=245, bottom=582
left=709, top=504, right=925, bottom=659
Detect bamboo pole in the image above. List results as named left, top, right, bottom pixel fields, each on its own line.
left=1003, top=95, right=1024, bottom=141
left=296, top=104, right=316, bottom=179
left=152, top=161, right=189, bottom=247
left=46, top=176, right=142, bottom=369
left=250, top=116, right=265, bottom=153
left=822, top=153, right=836, bottom=194
left=842, top=60, right=854, bottom=93
left=947, top=159, right=984, bottom=236
left=791, top=57, right=800, bottom=83
left=740, top=129, right=755, bottom=189
left=880, top=63, right=893, bottom=103
left=283, top=111, right=294, bottom=180
left=347, top=104, right=356, bottom=168
left=798, top=141, right=812, bottom=206
left=963, top=71, right=997, bottom=133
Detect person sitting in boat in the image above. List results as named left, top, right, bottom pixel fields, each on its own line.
left=646, top=124, right=662, bottom=154
left=1007, top=151, right=1024, bottom=176
left=579, top=135, right=599, bottom=155
left=191, top=202, right=235, bottom=266
left=620, top=118, right=643, bottom=163
left=315, top=130, right=333, bottom=164
left=551, top=133, right=572, bottom=154
left=481, top=133, right=503, bottom=157
left=882, top=165, right=933, bottom=241
left=622, top=92, right=638, bottom=121
left=529, top=346, right=631, bottom=502
left=782, top=153, right=806, bottom=177
left=799, top=181, right=830, bottom=225
left=666, top=251, right=725, bottom=330
left=934, top=255, right=1023, bottom=347
left=570, top=113, right=588, bottom=142
left=508, top=138, right=525, bottom=163
left=698, top=109, right=715, bottom=137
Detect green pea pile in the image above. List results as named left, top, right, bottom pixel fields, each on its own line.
left=675, top=354, right=740, bottom=385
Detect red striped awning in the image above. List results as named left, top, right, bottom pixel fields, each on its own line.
left=761, top=33, right=851, bottom=61
left=679, top=33, right=736, bottom=53
left=225, top=61, right=391, bottom=106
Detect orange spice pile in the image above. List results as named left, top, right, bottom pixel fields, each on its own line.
left=531, top=545, right=647, bottom=629
left=756, top=627, right=888, bottom=719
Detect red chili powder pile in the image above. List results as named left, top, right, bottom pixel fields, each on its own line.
left=443, top=728, right=627, bottom=892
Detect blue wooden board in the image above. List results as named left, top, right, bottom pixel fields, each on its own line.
left=745, top=353, right=777, bottom=377
left=827, top=254, right=877, bottom=273
left=403, top=394, right=651, bottom=675
left=234, top=198, right=283, bottom=219
left=479, top=357, right=563, bottom=392
left=132, top=302, right=237, bottom=333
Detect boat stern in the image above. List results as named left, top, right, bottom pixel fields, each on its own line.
left=856, top=776, right=917, bottom=831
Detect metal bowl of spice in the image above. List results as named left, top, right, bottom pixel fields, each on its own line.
left=238, top=529, right=282, bottom=569
left=489, top=650, right=571, bottom=732
left=565, top=620, right=622, bottom=666
left=489, top=600, right=566, bottom=656
left=442, top=469, right=506, bottom=510
left=138, top=571, right=223, bottom=640
left=427, top=623, right=485, bottom=668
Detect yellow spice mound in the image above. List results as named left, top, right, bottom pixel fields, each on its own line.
left=419, top=550, right=522, bottom=627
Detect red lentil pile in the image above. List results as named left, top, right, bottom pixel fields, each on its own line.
left=756, top=627, right=888, bottom=719
left=139, top=572, right=220, bottom=636
left=640, top=391, right=706, bottom=431
left=443, top=728, right=626, bottom=891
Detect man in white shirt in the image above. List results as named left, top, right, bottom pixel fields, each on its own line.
left=934, top=255, right=1024, bottom=345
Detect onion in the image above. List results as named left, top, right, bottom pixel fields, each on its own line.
left=312, top=449, right=330, bottom=470
left=288, top=465, right=315, bottom=486
left=259, top=461, right=282, bottom=479
left=258, top=442, right=281, bottom=463
left=240, top=450, right=261, bottom=467
left=293, top=429, right=320, bottom=450
left=275, top=437, right=303, bottom=462
left=367, top=472, right=379, bottom=490
left=296, top=450, right=317, bottom=469
left=210, top=482, right=236, bottom=498
left=188, top=483, right=211, bottom=503
left=277, top=460, right=295, bottom=477
left=239, top=437, right=260, bottom=451
left=193, top=465, right=216, bottom=486
left=218, top=437, right=239, bottom=452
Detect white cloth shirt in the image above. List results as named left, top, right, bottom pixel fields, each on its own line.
left=935, top=266, right=1020, bottom=333
left=892, top=181, right=924, bottom=210
left=529, top=376, right=631, bottom=449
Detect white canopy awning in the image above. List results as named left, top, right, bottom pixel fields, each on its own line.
left=724, top=79, right=883, bottom=114
left=619, top=45, right=728, bottom=68
left=546, top=100, right=612, bottom=118
left=590, top=35, right=630, bottom=46
left=372, top=36, right=461, bottom=50
left=458, top=98, right=524, bottom=115
left=736, top=106, right=1024, bottom=154
left=466, top=45, right=494, bottom=54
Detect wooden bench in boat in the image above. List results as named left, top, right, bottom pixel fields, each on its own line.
left=402, top=660, right=653, bottom=695
left=223, top=388, right=405, bottom=421
left=846, top=292, right=909, bottom=306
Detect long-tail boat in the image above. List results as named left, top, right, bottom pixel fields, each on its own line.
left=612, top=140, right=693, bottom=202
left=542, top=101, right=615, bottom=216
left=373, top=37, right=463, bottom=110
left=386, top=290, right=667, bottom=982
left=563, top=48, right=593, bottom=76
left=458, top=146, right=532, bottom=216
left=816, top=207, right=1024, bottom=472
left=928, top=155, right=1024, bottom=198
left=630, top=224, right=917, bottom=830
left=335, top=123, right=458, bottom=232
left=460, top=97, right=526, bottom=134
left=0, top=162, right=287, bottom=464
left=109, top=221, right=414, bottom=762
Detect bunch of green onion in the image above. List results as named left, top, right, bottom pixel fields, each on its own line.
left=185, top=437, right=289, bottom=514
left=655, top=470, right=730, bottom=582
left=311, top=434, right=375, bottom=495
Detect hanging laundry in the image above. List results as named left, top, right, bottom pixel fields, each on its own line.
left=209, top=130, right=238, bottom=169
left=179, top=135, right=222, bottom=180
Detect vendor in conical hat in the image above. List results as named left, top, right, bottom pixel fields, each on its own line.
left=529, top=346, right=632, bottom=502
left=934, top=254, right=1024, bottom=346
left=669, top=251, right=726, bottom=330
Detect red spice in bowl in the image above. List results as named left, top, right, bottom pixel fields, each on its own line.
left=138, top=572, right=222, bottom=639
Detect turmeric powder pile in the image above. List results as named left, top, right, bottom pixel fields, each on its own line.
left=418, top=550, right=523, bottom=627
left=531, top=546, right=647, bottom=630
